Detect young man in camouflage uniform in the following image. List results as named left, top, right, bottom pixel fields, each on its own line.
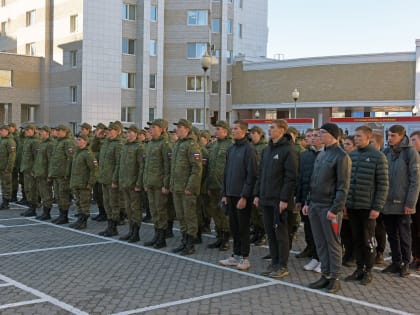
left=8, top=123, right=20, bottom=202
left=117, top=125, right=145, bottom=242
left=170, top=119, right=202, bottom=255
left=91, top=123, right=107, bottom=221
left=0, top=125, right=16, bottom=209
left=98, top=123, right=123, bottom=236
left=143, top=119, right=172, bottom=249
left=20, top=124, right=41, bottom=217
left=69, top=134, right=98, bottom=229
left=48, top=125, right=76, bottom=224
left=33, top=126, right=54, bottom=220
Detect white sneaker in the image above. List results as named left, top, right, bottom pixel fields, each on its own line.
left=314, top=262, right=322, bottom=273
left=219, top=255, right=239, bottom=266
left=303, top=258, right=319, bottom=271
left=237, top=258, right=251, bottom=270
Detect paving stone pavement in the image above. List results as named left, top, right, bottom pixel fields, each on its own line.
left=0, top=202, right=419, bottom=314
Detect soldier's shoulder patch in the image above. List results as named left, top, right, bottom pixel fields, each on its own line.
left=167, top=152, right=172, bottom=159
left=93, top=159, right=98, bottom=167
left=9, top=146, right=16, bottom=152
left=202, top=158, right=208, bottom=165
left=68, top=147, right=74, bottom=154
left=193, top=153, right=201, bottom=160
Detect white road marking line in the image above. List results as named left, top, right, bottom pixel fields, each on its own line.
left=26, top=218, right=418, bottom=314
left=0, top=283, right=12, bottom=287
left=0, top=298, right=46, bottom=310
left=0, top=217, right=28, bottom=221
left=0, top=223, right=44, bottom=228
left=0, top=241, right=114, bottom=257
left=112, top=282, right=278, bottom=315
left=0, top=274, right=89, bottom=315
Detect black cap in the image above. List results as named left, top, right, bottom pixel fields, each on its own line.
left=320, top=123, right=340, bottom=139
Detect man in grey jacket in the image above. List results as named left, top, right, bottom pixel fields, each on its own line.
left=382, top=124, right=420, bottom=277
left=303, top=123, right=351, bottom=294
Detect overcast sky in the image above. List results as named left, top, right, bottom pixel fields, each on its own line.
left=267, top=0, right=420, bottom=59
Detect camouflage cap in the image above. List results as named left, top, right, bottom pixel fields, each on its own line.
left=249, top=125, right=265, bottom=135
left=191, top=126, right=200, bottom=138
left=39, top=125, right=51, bottom=133
left=174, top=118, right=192, bottom=129
left=138, top=129, right=147, bottom=136
left=124, top=124, right=140, bottom=134
left=287, top=126, right=299, bottom=135
left=80, top=122, right=92, bottom=130
left=56, top=124, right=70, bottom=132
left=200, top=130, right=210, bottom=140
left=147, top=118, right=168, bottom=129
left=214, top=120, right=229, bottom=130
left=0, top=124, right=10, bottom=130
left=24, top=123, right=37, bottom=130
left=93, top=123, right=107, bottom=130
left=77, top=133, right=90, bottom=143
left=8, top=122, right=17, bottom=129
left=107, top=122, right=121, bottom=131
left=113, top=120, right=124, bottom=129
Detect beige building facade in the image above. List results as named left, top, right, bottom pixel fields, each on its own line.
left=0, top=0, right=268, bottom=130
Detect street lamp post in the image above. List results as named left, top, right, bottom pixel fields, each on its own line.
left=292, top=88, right=300, bottom=119
left=201, top=51, right=211, bottom=130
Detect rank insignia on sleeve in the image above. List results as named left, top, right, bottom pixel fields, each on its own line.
left=68, top=147, right=74, bottom=153
left=167, top=152, right=172, bottom=159
left=193, top=153, right=201, bottom=160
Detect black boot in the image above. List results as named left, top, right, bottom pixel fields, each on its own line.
left=99, top=220, right=118, bottom=237
left=36, top=207, right=51, bottom=220
left=54, top=209, right=69, bottom=224
left=92, top=207, right=107, bottom=221
left=165, top=221, right=174, bottom=238
left=128, top=224, right=140, bottom=243
left=207, top=231, right=223, bottom=249
left=154, top=229, right=167, bottom=249
left=144, top=228, right=159, bottom=246
left=295, top=246, right=312, bottom=259
left=69, top=214, right=88, bottom=230
left=21, top=206, right=37, bottom=217
left=181, top=235, right=195, bottom=256
left=219, top=231, right=230, bottom=251
left=194, top=228, right=202, bottom=244
left=16, top=197, right=28, bottom=206
left=0, top=199, right=10, bottom=210
left=172, top=233, right=187, bottom=253
left=119, top=224, right=134, bottom=241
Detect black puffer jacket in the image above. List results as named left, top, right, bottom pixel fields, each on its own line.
left=309, top=143, right=351, bottom=214
left=222, top=137, right=257, bottom=198
left=346, top=144, right=389, bottom=211
left=256, top=134, right=298, bottom=208
left=296, top=147, right=323, bottom=204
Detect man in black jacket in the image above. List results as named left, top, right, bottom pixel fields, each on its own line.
left=344, top=125, right=389, bottom=285
left=254, top=119, right=297, bottom=278
left=219, top=120, right=257, bottom=271
left=303, top=123, right=351, bottom=294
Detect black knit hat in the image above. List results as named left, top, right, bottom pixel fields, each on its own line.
left=320, top=123, right=340, bottom=139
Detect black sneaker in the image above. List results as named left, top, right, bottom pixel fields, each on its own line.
left=295, top=247, right=312, bottom=259
left=400, top=264, right=410, bottom=277
left=344, top=269, right=364, bottom=282
left=309, top=275, right=330, bottom=289
left=325, top=278, right=341, bottom=294
left=382, top=263, right=401, bottom=274
left=360, top=271, right=372, bottom=285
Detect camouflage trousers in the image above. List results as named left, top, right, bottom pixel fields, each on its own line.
left=53, top=177, right=71, bottom=210
left=23, top=172, right=38, bottom=207
left=121, top=188, right=142, bottom=225
left=36, top=176, right=53, bottom=209
left=147, top=188, right=168, bottom=230
left=73, top=188, right=91, bottom=216
left=102, top=184, right=120, bottom=221
left=172, top=192, right=198, bottom=237
left=0, top=171, right=12, bottom=200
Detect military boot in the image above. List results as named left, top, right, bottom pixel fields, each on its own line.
left=99, top=220, right=118, bottom=237
left=21, top=206, right=37, bottom=217
left=119, top=224, right=134, bottom=241
left=54, top=209, right=69, bottom=225
left=207, top=231, right=223, bottom=249
left=181, top=235, right=195, bottom=256
left=92, top=207, right=107, bottom=221
left=144, top=228, right=159, bottom=246
left=153, top=229, right=167, bottom=249
left=219, top=231, right=230, bottom=251
left=51, top=209, right=63, bottom=223
left=194, top=228, right=202, bottom=244
left=165, top=221, right=174, bottom=238
left=36, top=207, right=51, bottom=220
left=128, top=224, right=140, bottom=243
left=172, top=233, right=187, bottom=253
left=0, top=199, right=10, bottom=210
left=69, top=214, right=87, bottom=230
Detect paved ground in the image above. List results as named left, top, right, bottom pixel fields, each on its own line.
left=0, top=202, right=419, bottom=315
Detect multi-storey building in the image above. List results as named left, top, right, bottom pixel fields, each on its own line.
left=0, top=0, right=268, bottom=129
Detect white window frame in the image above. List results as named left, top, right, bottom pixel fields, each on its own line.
left=0, top=70, right=12, bottom=87
left=122, top=4, right=136, bottom=21
left=25, top=42, right=36, bottom=56
left=238, top=23, right=243, bottom=39
left=212, top=19, right=221, bottom=33
left=227, top=50, right=233, bottom=64
left=226, top=80, right=232, bottom=95
left=26, top=10, right=36, bottom=27
left=187, top=43, right=207, bottom=59
left=122, top=38, right=135, bottom=55
left=150, top=5, right=157, bottom=22
left=121, top=73, right=136, bottom=89
left=1, top=21, right=7, bottom=36
left=70, top=86, right=77, bottom=103
left=70, top=15, right=78, bottom=33
left=121, top=106, right=135, bottom=122
left=149, top=108, right=155, bottom=121
left=211, top=80, right=219, bottom=94
left=70, top=50, right=77, bottom=68
left=150, top=40, right=157, bottom=56
left=186, top=76, right=203, bottom=92
left=227, top=19, right=233, bottom=34
left=188, top=10, right=208, bottom=26
left=238, top=0, right=243, bottom=9
left=186, top=109, right=203, bottom=124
